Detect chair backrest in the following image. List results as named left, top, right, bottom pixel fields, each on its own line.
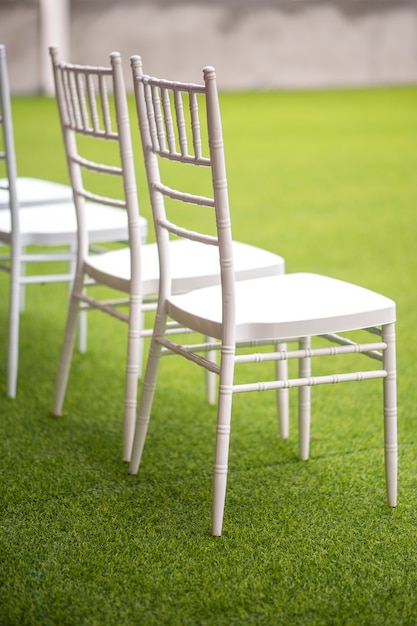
left=0, top=44, right=20, bottom=235
left=131, top=57, right=235, bottom=341
left=49, top=47, right=142, bottom=280
left=1, top=44, right=74, bottom=214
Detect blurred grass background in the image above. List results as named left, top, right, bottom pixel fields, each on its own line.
left=1, top=85, right=416, bottom=625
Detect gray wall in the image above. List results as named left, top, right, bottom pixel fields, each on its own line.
left=1, top=0, right=417, bottom=93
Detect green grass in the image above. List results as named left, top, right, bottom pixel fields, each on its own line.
left=1, top=86, right=417, bottom=625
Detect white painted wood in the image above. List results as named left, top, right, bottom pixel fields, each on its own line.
left=128, top=60, right=397, bottom=536
left=0, top=44, right=135, bottom=397
left=50, top=48, right=284, bottom=463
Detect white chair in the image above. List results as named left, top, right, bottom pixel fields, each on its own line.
left=128, top=60, right=397, bottom=536
left=50, top=47, right=286, bottom=462
left=0, top=43, right=141, bottom=398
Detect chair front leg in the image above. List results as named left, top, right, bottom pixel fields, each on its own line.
left=7, top=250, right=21, bottom=398
left=298, top=336, right=311, bottom=461
left=382, top=322, right=397, bottom=508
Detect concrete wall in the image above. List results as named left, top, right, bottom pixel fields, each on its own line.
left=1, top=0, right=417, bottom=93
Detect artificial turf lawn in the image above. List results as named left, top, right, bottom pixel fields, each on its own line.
left=1, top=85, right=417, bottom=625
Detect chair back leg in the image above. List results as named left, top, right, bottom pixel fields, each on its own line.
left=275, top=342, right=289, bottom=439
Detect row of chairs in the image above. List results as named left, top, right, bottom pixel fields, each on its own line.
left=0, top=44, right=397, bottom=536
left=0, top=44, right=148, bottom=400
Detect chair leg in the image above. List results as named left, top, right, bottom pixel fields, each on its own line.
left=69, top=243, right=87, bottom=354
left=382, top=322, right=397, bottom=507
left=77, top=303, right=87, bottom=354
left=298, top=336, right=311, bottom=461
left=128, top=313, right=166, bottom=474
left=205, top=335, right=217, bottom=405
left=19, top=245, right=25, bottom=313
left=7, top=254, right=21, bottom=398
left=52, top=279, right=82, bottom=415
left=276, top=343, right=289, bottom=439
left=122, top=299, right=143, bottom=462
left=211, top=348, right=235, bottom=536
left=137, top=311, right=145, bottom=379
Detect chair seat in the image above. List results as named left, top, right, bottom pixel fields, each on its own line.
left=85, top=238, right=285, bottom=295
left=0, top=177, right=73, bottom=208
left=0, top=201, right=147, bottom=245
left=167, top=273, right=396, bottom=341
